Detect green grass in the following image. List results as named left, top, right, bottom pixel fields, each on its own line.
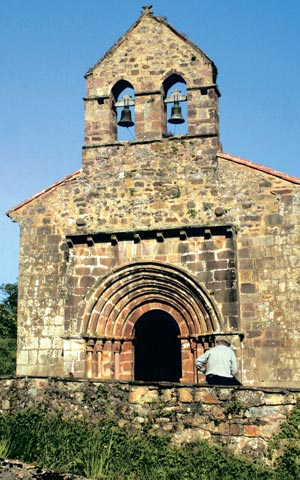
left=0, top=406, right=297, bottom=479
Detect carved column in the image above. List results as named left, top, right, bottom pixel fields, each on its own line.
left=113, top=341, right=122, bottom=380
left=86, top=339, right=95, bottom=378
left=95, top=340, right=104, bottom=379
left=180, top=338, right=193, bottom=382
left=194, top=340, right=205, bottom=384
left=102, top=340, right=112, bottom=379
left=190, top=339, right=198, bottom=383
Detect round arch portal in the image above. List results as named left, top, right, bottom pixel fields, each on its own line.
left=79, top=261, right=224, bottom=382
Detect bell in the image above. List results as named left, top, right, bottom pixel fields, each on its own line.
left=118, top=106, right=134, bottom=128
left=168, top=101, right=185, bottom=124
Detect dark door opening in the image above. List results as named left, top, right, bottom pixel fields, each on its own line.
left=134, top=309, right=182, bottom=382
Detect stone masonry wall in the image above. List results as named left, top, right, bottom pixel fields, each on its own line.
left=84, top=14, right=219, bottom=144
left=10, top=138, right=300, bottom=386
left=62, top=227, right=239, bottom=382
left=7, top=11, right=300, bottom=387
left=218, top=158, right=300, bottom=387
left=1, top=377, right=299, bottom=462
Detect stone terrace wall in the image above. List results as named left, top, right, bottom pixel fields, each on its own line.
left=1, top=377, right=299, bottom=460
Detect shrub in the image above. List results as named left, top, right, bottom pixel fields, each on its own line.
left=0, top=408, right=277, bottom=479
left=0, top=338, right=16, bottom=375
left=269, top=399, right=300, bottom=479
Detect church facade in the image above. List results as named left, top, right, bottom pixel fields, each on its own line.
left=7, top=7, right=300, bottom=387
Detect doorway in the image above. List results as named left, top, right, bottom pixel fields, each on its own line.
left=134, top=309, right=182, bottom=382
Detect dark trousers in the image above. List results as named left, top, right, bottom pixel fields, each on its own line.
left=206, top=374, right=242, bottom=386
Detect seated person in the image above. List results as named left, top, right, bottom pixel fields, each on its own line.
left=195, top=336, right=241, bottom=386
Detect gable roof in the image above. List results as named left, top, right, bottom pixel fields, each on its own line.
left=6, top=151, right=300, bottom=217
left=6, top=169, right=81, bottom=217
left=218, top=152, right=300, bottom=185
left=85, top=11, right=216, bottom=78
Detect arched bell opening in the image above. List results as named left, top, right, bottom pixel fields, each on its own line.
left=111, top=80, right=135, bottom=141
left=134, top=309, right=181, bottom=382
left=163, top=73, right=188, bottom=136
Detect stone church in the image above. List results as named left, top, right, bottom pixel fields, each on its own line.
left=7, top=7, right=300, bottom=388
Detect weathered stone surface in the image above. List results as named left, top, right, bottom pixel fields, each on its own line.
left=128, top=386, right=159, bottom=404
left=0, top=378, right=299, bottom=461
left=178, top=388, right=194, bottom=403
left=6, top=8, right=300, bottom=390
left=0, top=459, right=87, bottom=479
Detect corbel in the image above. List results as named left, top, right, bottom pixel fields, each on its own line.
left=66, top=238, right=74, bottom=248
left=87, top=236, right=95, bottom=247
left=156, top=232, right=164, bottom=242
left=111, top=234, right=118, bottom=246
left=226, top=227, right=233, bottom=238
left=133, top=233, right=141, bottom=243
left=204, top=228, right=212, bottom=239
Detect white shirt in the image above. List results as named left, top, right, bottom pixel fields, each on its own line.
left=195, top=344, right=238, bottom=378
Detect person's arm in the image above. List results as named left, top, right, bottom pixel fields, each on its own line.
left=195, top=350, right=210, bottom=373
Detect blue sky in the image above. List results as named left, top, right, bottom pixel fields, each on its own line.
left=1, top=0, right=300, bottom=284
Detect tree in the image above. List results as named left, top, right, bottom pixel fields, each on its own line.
left=0, top=282, right=18, bottom=375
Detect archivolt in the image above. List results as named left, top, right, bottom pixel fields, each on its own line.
left=80, top=261, right=223, bottom=338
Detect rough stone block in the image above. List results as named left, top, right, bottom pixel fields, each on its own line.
left=178, top=388, right=193, bottom=403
